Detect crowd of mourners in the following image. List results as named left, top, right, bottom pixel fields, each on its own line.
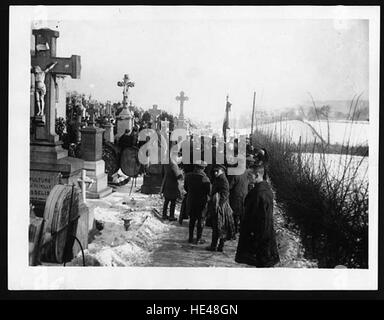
left=159, top=136, right=280, bottom=268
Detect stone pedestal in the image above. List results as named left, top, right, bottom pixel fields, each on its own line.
left=175, top=118, right=189, bottom=131
left=30, top=140, right=84, bottom=215
left=116, top=108, right=133, bottom=138
left=83, top=160, right=112, bottom=199
left=102, top=122, right=115, bottom=143
left=80, top=126, right=112, bottom=199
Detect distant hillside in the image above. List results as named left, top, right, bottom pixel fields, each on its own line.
left=301, top=100, right=369, bottom=114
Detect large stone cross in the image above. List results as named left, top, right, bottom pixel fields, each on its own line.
left=176, top=91, right=188, bottom=120
left=31, top=28, right=81, bottom=143
left=117, top=74, right=135, bottom=110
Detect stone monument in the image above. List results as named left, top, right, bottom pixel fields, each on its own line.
left=116, top=74, right=135, bottom=138
left=30, top=28, right=88, bottom=260
left=102, top=100, right=114, bottom=143
left=30, top=28, right=84, bottom=212
left=80, top=105, right=112, bottom=199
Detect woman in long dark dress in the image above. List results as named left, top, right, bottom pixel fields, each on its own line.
left=206, top=164, right=236, bottom=252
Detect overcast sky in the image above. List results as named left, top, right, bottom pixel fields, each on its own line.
left=34, top=9, right=368, bottom=123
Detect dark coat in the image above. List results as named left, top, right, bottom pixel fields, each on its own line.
left=118, top=133, right=135, bottom=149
left=209, top=173, right=235, bottom=240
left=228, top=171, right=250, bottom=219
left=211, top=173, right=230, bottom=205
left=235, top=181, right=280, bottom=267
left=184, top=170, right=211, bottom=218
left=161, top=161, right=183, bottom=200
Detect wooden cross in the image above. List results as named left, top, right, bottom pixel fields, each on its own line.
left=176, top=91, right=189, bottom=119
left=31, top=28, right=81, bottom=143
left=117, top=74, right=135, bottom=109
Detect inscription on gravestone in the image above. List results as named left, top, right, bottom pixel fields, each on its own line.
left=30, top=171, right=60, bottom=201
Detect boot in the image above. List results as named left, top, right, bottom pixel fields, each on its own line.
left=196, top=225, right=205, bottom=244
left=217, top=239, right=225, bottom=252
left=206, top=233, right=218, bottom=251
left=188, top=224, right=194, bottom=243
left=168, top=200, right=177, bottom=221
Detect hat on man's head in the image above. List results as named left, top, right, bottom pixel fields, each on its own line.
left=212, top=164, right=226, bottom=172
left=246, top=154, right=263, bottom=169
left=194, top=160, right=207, bottom=169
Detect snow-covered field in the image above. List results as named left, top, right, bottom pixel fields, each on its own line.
left=299, top=152, right=368, bottom=184
left=234, top=120, right=369, bottom=146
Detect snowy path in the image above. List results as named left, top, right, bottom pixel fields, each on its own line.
left=69, top=177, right=317, bottom=268
left=148, top=219, right=249, bottom=268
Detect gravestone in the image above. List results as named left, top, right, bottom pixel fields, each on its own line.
left=30, top=28, right=88, bottom=261
left=80, top=105, right=112, bottom=199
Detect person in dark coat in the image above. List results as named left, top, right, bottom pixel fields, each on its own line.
left=178, top=162, right=197, bottom=225
left=118, top=129, right=135, bottom=149
left=235, top=164, right=280, bottom=267
left=184, top=161, right=211, bottom=244
left=161, top=153, right=183, bottom=221
left=228, top=163, right=251, bottom=233
left=206, top=164, right=236, bottom=252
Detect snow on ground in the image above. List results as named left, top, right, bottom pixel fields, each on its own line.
left=235, top=120, right=369, bottom=146
left=69, top=176, right=317, bottom=268
left=68, top=179, right=170, bottom=266
left=299, top=152, right=368, bottom=184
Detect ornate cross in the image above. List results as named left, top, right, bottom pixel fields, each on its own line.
left=117, top=74, right=135, bottom=109
left=176, top=91, right=189, bottom=120
left=31, top=28, right=81, bottom=143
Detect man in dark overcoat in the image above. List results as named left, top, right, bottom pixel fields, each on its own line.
left=228, top=157, right=250, bottom=233
left=184, top=161, right=211, bottom=244
left=235, top=164, right=280, bottom=267
left=161, top=152, right=183, bottom=221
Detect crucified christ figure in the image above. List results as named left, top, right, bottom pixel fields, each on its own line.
left=32, top=62, right=57, bottom=117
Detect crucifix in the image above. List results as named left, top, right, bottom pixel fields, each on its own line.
left=176, top=91, right=188, bottom=120
left=117, top=74, right=135, bottom=110
left=31, top=28, right=81, bottom=143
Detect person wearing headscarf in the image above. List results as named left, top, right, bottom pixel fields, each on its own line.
left=206, top=164, right=236, bottom=252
